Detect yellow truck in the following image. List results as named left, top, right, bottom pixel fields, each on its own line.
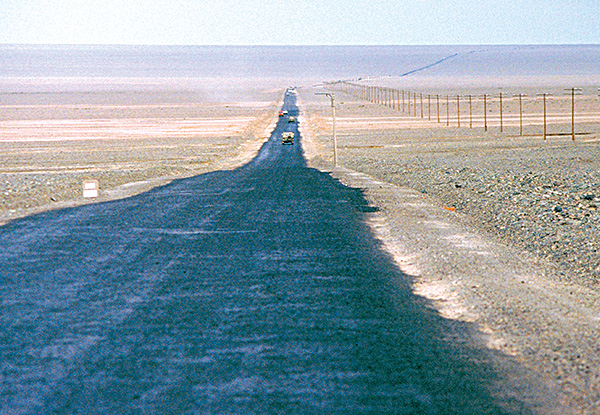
left=282, top=131, right=294, bottom=145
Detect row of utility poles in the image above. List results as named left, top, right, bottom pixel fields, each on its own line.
left=329, top=81, right=593, bottom=141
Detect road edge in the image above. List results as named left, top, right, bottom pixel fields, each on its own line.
left=298, top=99, right=600, bottom=413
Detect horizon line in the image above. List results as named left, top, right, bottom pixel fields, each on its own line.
left=1, top=42, right=599, bottom=48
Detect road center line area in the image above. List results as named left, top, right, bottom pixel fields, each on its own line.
left=1, top=93, right=553, bottom=414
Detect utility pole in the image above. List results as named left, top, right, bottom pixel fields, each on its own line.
left=402, top=90, right=405, bottom=112
left=483, top=94, right=488, bottom=132
left=456, top=95, right=460, bottom=127
left=428, top=94, right=431, bottom=121
left=316, top=92, right=338, bottom=167
left=513, top=94, right=527, bottom=136
left=564, top=88, right=582, bottom=141
left=537, top=93, right=551, bottom=140
left=414, top=93, right=418, bottom=117
left=499, top=92, right=504, bottom=133
left=467, top=95, right=473, bottom=128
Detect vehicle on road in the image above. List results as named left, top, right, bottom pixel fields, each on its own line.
left=288, top=116, right=296, bottom=123
left=282, top=132, right=294, bottom=145
left=279, top=110, right=288, bottom=117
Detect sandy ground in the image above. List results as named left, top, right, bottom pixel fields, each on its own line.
left=0, top=79, right=284, bottom=224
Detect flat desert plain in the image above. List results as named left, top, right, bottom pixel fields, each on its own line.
left=0, top=78, right=283, bottom=224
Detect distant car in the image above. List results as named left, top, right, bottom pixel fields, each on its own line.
left=279, top=110, right=288, bottom=117
left=282, top=132, right=294, bottom=145
left=288, top=116, right=296, bottom=123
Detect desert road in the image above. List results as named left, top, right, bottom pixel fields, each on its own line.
left=1, top=92, right=535, bottom=414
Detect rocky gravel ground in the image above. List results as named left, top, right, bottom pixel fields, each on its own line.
left=302, top=92, right=600, bottom=288
left=345, top=136, right=600, bottom=284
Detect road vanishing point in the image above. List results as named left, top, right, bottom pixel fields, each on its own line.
left=1, top=92, right=536, bottom=414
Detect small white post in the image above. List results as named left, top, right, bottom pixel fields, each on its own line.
left=83, top=180, right=99, bottom=198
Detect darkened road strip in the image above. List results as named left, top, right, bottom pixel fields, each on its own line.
left=1, top=93, right=531, bottom=414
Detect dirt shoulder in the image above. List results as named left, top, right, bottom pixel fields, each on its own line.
left=298, top=88, right=600, bottom=413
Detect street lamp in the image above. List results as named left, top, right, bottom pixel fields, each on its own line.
left=315, top=91, right=338, bottom=168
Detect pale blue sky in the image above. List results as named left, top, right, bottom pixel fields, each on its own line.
left=1, top=0, right=598, bottom=45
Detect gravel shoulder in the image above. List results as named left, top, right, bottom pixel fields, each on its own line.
left=298, top=89, right=600, bottom=413
left=300, top=89, right=600, bottom=287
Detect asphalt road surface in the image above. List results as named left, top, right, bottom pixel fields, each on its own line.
left=1, top=92, right=533, bottom=414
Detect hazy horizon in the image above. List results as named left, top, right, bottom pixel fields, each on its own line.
left=1, top=44, right=599, bottom=97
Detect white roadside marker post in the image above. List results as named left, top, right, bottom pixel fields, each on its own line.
left=83, top=180, right=99, bottom=198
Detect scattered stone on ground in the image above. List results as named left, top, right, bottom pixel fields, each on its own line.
left=300, top=89, right=600, bottom=288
